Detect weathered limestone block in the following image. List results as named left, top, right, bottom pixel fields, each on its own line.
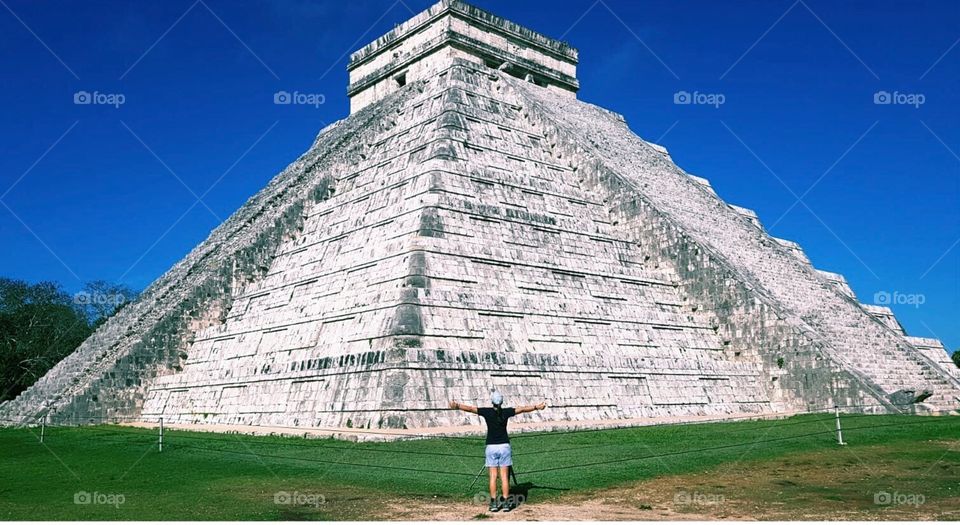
left=771, top=237, right=811, bottom=266
left=815, top=270, right=856, bottom=300
left=687, top=174, right=716, bottom=196
left=728, top=205, right=763, bottom=230
left=861, top=304, right=905, bottom=335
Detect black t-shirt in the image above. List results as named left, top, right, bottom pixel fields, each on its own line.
left=477, top=407, right=516, bottom=445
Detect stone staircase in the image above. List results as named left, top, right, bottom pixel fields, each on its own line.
left=510, top=75, right=960, bottom=414
left=812, top=299, right=959, bottom=410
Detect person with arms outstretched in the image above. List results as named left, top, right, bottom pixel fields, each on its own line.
left=449, top=392, right=546, bottom=512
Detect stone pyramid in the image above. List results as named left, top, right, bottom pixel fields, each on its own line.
left=3, top=0, right=958, bottom=431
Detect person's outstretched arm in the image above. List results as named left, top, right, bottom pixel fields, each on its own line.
left=449, top=400, right=478, bottom=414
left=515, top=402, right=547, bottom=414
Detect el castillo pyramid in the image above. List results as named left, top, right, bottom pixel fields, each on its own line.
left=3, top=0, right=958, bottom=431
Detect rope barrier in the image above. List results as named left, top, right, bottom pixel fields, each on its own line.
left=17, top=407, right=954, bottom=472
left=21, top=414, right=834, bottom=461
left=233, top=422, right=486, bottom=442
left=517, top=407, right=959, bottom=458
left=5, top=406, right=956, bottom=493
left=64, top=427, right=158, bottom=441
left=841, top=416, right=959, bottom=433
left=170, top=442, right=476, bottom=478
left=512, top=415, right=839, bottom=457
left=44, top=411, right=956, bottom=481
left=9, top=415, right=753, bottom=460
left=26, top=419, right=480, bottom=459
left=79, top=436, right=160, bottom=447
left=148, top=431, right=478, bottom=458
left=524, top=428, right=841, bottom=474
left=509, top=403, right=890, bottom=441
left=6, top=401, right=948, bottom=433
left=521, top=415, right=958, bottom=475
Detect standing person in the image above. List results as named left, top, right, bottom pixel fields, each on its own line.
left=449, top=392, right=546, bottom=512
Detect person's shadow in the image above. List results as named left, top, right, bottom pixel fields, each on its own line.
left=510, top=469, right=569, bottom=509
left=511, top=466, right=568, bottom=491
left=512, top=480, right=569, bottom=497
left=468, top=467, right=569, bottom=509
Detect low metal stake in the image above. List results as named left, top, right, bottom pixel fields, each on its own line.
left=39, top=417, right=45, bottom=444
left=835, top=406, right=846, bottom=446
left=159, top=418, right=164, bottom=453
left=469, top=463, right=485, bottom=491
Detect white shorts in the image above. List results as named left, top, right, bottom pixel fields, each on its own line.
left=485, top=443, right=512, bottom=467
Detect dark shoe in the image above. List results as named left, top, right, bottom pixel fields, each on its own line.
left=502, top=497, right=515, bottom=512
left=488, top=498, right=500, bottom=513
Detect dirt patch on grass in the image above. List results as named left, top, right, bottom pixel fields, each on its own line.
left=378, top=497, right=713, bottom=521
left=374, top=440, right=960, bottom=520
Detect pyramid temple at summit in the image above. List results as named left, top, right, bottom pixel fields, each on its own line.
left=2, top=0, right=958, bottom=432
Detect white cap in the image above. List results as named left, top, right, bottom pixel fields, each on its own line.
left=491, top=391, right=504, bottom=406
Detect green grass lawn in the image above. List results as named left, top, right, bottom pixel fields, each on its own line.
left=0, top=414, right=957, bottom=520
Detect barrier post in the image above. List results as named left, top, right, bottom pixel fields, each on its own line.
left=39, top=416, right=45, bottom=444
left=468, top=463, right=486, bottom=491
left=159, top=418, right=164, bottom=453
left=834, top=406, right=846, bottom=445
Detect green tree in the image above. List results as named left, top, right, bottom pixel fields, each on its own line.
left=0, top=278, right=92, bottom=401
left=952, top=350, right=960, bottom=369
left=75, top=280, right=138, bottom=328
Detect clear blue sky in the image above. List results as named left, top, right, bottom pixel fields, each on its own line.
left=0, top=0, right=957, bottom=350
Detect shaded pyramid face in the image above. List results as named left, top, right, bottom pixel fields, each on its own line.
left=3, top=1, right=958, bottom=430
